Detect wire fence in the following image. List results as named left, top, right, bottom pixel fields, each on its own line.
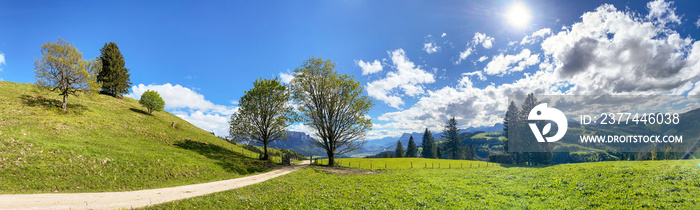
left=310, top=159, right=501, bottom=170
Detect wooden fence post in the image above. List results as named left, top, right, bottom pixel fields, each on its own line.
left=411, top=162, right=413, bottom=168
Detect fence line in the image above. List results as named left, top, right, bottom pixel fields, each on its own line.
left=310, top=159, right=499, bottom=169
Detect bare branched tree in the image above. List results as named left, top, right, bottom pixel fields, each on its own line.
left=290, top=57, right=373, bottom=166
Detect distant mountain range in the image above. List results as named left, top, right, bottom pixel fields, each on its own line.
left=255, top=123, right=504, bottom=157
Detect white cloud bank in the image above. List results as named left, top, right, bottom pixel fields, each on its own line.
left=127, top=83, right=238, bottom=136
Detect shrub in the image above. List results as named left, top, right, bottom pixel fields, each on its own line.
left=139, top=90, right=165, bottom=114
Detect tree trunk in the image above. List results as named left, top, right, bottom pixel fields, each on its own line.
left=327, top=151, right=335, bottom=166
left=262, top=142, right=269, bottom=160
left=61, top=94, right=68, bottom=111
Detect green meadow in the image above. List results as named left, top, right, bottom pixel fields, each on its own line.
left=149, top=158, right=700, bottom=209
left=0, top=81, right=284, bottom=194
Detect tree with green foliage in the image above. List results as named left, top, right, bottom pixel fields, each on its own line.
left=290, top=57, right=374, bottom=166
left=519, top=93, right=552, bottom=165
left=85, top=57, right=103, bottom=99
left=442, top=117, right=464, bottom=159
left=34, top=38, right=98, bottom=111
left=500, top=101, right=520, bottom=164
left=98, top=42, right=131, bottom=98
left=465, top=143, right=476, bottom=160
left=229, top=78, right=294, bottom=160
left=395, top=140, right=404, bottom=158
left=139, top=90, right=165, bottom=114
left=405, top=135, right=417, bottom=157
left=436, top=142, right=442, bottom=159
left=421, top=128, right=436, bottom=158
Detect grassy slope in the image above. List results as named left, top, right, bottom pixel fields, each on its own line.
left=150, top=158, right=700, bottom=209
left=0, top=81, right=280, bottom=194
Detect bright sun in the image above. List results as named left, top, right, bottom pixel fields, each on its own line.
left=506, top=2, right=531, bottom=29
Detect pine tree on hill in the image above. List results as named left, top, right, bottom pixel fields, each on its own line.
left=406, top=135, right=417, bottom=157
left=503, top=101, right=520, bottom=153
left=395, top=140, right=404, bottom=158
left=98, top=42, right=132, bottom=98
left=519, top=93, right=552, bottom=165
left=436, top=142, right=442, bottom=159
left=421, top=128, right=435, bottom=158
left=442, top=117, right=464, bottom=159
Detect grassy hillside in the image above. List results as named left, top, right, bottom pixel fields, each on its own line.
left=0, top=81, right=281, bottom=193
left=149, top=158, right=700, bottom=209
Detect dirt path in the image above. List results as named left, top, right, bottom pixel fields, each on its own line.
left=0, top=161, right=309, bottom=210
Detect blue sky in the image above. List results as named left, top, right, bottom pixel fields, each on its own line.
left=2, top=0, right=700, bottom=139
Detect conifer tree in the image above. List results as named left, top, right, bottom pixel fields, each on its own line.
left=405, top=135, right=417, bottom=157
left=395, top=140, right=404, bottom=158
left=421, top=128, right=435, bottom=158
left=98, top=42, right=131, bottom=97
left=436, top=142, right=442, bottom=159
left=442, top=117, right=464, bottom=159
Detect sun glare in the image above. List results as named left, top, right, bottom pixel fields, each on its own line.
left=506, top=2, right=531, bottom=29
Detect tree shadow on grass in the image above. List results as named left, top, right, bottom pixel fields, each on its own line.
left=174, top=140, right=276, bottom=175
left=19, top=94, right=87, bottom=114
left=129, top=108, right=151, bottom=116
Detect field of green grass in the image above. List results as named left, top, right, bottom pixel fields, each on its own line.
left=149, top=158, right=700, bottom=209
left=0, top=81, right=285, bottom=193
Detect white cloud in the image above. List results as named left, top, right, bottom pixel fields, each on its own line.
left=175, top=110, right=231, bottom=136
left=366, top=49, right=436, bottom=109
left=473, top=32, right=495, bottom=49
left=695, top=16, right=700, bottom=28
left=462, top=71, right=486, bottom=81
left=377, top=70, right=564, bottom=132
left=423, top=42, right=440, bottom=54
left=128, top=83, right=235, bottom=114
left=483, top=49, right=539, bottom=76
left=288, top=123, right=316, bottom=136
left=541, top=1, right=699, bottom=95
left=0, top=52, right=5, bottom=72
left=441, top=33, right=447, bottom=38
left=520, top=28, right=552, bottom=45
left=646, top=0, right=681, bottom=25
left=456, top=32, right=494, bottom=64
left=127, top=83, right=238, bottom=136
left=478, top=56, right=488, bottom=62
left=455, top=48, right=472, bottom=64
left=279, top=71, right=294, bottom=83
left=356, top=59, right=383, bottom=75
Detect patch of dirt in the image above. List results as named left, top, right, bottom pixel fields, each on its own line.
left=314, top=166, right=377, bottom=175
